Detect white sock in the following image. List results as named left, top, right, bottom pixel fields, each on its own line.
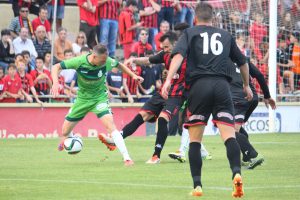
left=200, top=143, right=209, bottom=157
left=179, top=126, right=190, bottom=156
left=111, top=130, right=131, bottom=161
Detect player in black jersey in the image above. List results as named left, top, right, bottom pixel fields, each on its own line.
left=162, top=2, right=252, bottom=197
left=231, top=60, right=276, bottom=169
left=99, top=32, right=187, bottom=163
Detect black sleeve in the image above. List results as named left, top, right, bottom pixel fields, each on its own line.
left=171, top=30, right=189, bottom=57
left=229, top=36, right=246, bottom=67
left=138, top=0, right=145, bottom=10
left=149, top=51, right=165, bottom=64
left=249, top=62, right=271, bottom=99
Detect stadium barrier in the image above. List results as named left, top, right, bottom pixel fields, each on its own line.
left=0, top=102, right=299, bottom=139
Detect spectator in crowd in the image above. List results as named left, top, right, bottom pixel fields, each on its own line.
left=158, top=0, right=181, bottom=30
left=227, top=11, right=247, bottom=39
left=14, top=53, right=24, bottom=65
left=47, top=0, right=65, bottom=31
left=291, top=0, right=300, bottom=30
left=280, top=11, right=295, bottom=33
left=138, top=0, right=161, bottom=50
left=54, top=27, right=72, bottom=62
left=13, top=27, right=37, bottom=59
left=9, top=5, right=34, bottom=39
left=277, top=35, right=295, bottom=94
left=98, top=0, right=122, bottom=57
left=0, top=29, right=15, bottom=70
left=30, top=56, right=52, bottom=101
left=77, top=0, right=98, bottom=48
left=123, top=52, right=142, bottom=103
left=106, top=66, right=125, bottom=103
left=33, top=25, right=51, bottom=58
left=32, top=5, right=52, bottom=41
left=119, top=0, right=143, bottom=59
left=80, top=46, right=90, bottom=55
left=43, top=51, right=51, bottom=70
left=1, top=63, right=23, bottom=103
left=16, top=58, right=42, bottom=103
left=59, top=49, right=76, bottom=99
left=154, top=20, right=170, bottom=51
left=13, top=0, right=41, bottom=16
left=21, top=50, right=35, bottom=73
left=288, top=31, right=300, bottom=90
left=0, top=67, right=5, bottom=102
left=132, top=28, right=153, bottom=57
left=72, top=32, right=88, bottom=56
left=138, top=50, right=161, bottom=102
left=249, top=12, right=268, bottom=58
left=178, top=0, right=196, bottom=27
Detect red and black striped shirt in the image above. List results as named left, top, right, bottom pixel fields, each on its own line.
left=16, top=73, right=34, bottom=94
left=161, top=0, right=173, bottom=7
left=123, top=65, right=142, bottom=95
left=149, top=51, right=186, bottom=97
left=138, top=0, right=158, bottom=28
left=30, top=69, right=52, bottom=95
left=99, top=1, right=121, bottom=20
left=180, top=0, right=197, bottom=8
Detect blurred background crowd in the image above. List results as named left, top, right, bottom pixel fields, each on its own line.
left=0, top=0, right=300, bottom=105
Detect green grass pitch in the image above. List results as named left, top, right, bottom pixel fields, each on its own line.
left=1, top=133, right=300, bottom=200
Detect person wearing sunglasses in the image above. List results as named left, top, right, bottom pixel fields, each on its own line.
left=9, top=5, right=34, bottom=39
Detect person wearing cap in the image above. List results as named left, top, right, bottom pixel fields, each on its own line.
left=0, top=29, right=15, bottom=71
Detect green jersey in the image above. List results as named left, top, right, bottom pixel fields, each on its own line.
left=61, top=54, right=118, bottom=100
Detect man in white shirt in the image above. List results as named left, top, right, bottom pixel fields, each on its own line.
left=13, top=27, right=38, bottom=59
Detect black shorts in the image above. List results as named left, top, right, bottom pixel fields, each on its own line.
left=233, top=101, right=250, bottom=125
left=184, top=77, right=234, bottom=128
left=141, top=92, right=182, bottom=122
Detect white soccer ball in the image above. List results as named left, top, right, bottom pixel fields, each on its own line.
left=64, top=136, right=83, bottom=154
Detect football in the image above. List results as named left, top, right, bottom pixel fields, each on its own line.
left=63, top=136, right=83, bottom=154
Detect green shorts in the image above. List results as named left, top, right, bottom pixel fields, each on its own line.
left=66, top=98, right=112, bottom=122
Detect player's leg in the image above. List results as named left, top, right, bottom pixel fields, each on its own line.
left=213, top=79, right=243, bottom=197
left=100, top=114, right=133, bottom=166
left=146, top=97, right=181, bottom=164
left=240, top=96, right=259, bottom=138
left=58, top=99, right=89, bottom=151
left=146, top=112, right=169, bottom=164
left=188, top=125, right=205, bottom=197
left=121, top=110, right=153, bottom=139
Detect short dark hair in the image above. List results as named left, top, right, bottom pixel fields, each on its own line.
left=195, top=2, right=213, bottom=22
left=64, top=49, right=73, bottom=55
left=93, top=44, right=108, bottom=55
left=130, top=52, right=138, bottom=57
left=21, top=50, right=30, bottom=56
left=15, top=53, right=24, bottom=59
left=8, top=63, right=16, bottom=70
left=39, top=5, right=48, bottom=13
left=145, top=50, right=154, bottom=55
left=1, top=29, right=10, bottom=37
left=36, top=56, right=44, bottom=62
left=174, top=23, right=190, bottom=31
left=126, top=0, right=137, bottom=7
left=159, top=31, right=178, bottom=44
left=44, top=51, right=51, bottom=58
left=80, top=46, right=90, bottom=53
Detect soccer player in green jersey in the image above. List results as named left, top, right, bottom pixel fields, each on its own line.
left=51, top=44, right=144, bottom=166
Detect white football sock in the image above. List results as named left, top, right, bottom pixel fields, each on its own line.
left=111, top=130, right=131, bottom=161
left=179, top=126, right=190, bottom=156
left=201, top=143, right=209, bottom=157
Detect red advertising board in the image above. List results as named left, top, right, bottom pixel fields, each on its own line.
left=0, top=107, right=146, bottom=139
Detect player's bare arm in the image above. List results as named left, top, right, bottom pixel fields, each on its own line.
left=118, top=62, right=144, bottom=83
left=51, top=63, right=62, bottom=97
left=161, top=53, right=184, bottom=99
left=239, top=63, right=253, bottom=101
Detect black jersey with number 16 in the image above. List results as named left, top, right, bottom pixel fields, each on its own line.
left=172, top=25, right=246, bottom=86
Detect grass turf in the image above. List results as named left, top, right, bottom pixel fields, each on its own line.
left=0, top=133, right=300, bottom=200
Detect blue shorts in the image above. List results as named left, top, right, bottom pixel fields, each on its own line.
left=47, top=5, right=65, bottom=19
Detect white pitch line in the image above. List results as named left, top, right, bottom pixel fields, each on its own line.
left=0, top=178, right=299, bottom=191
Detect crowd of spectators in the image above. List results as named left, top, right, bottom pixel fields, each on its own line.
left=1, top=0, right=300, bottom=105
